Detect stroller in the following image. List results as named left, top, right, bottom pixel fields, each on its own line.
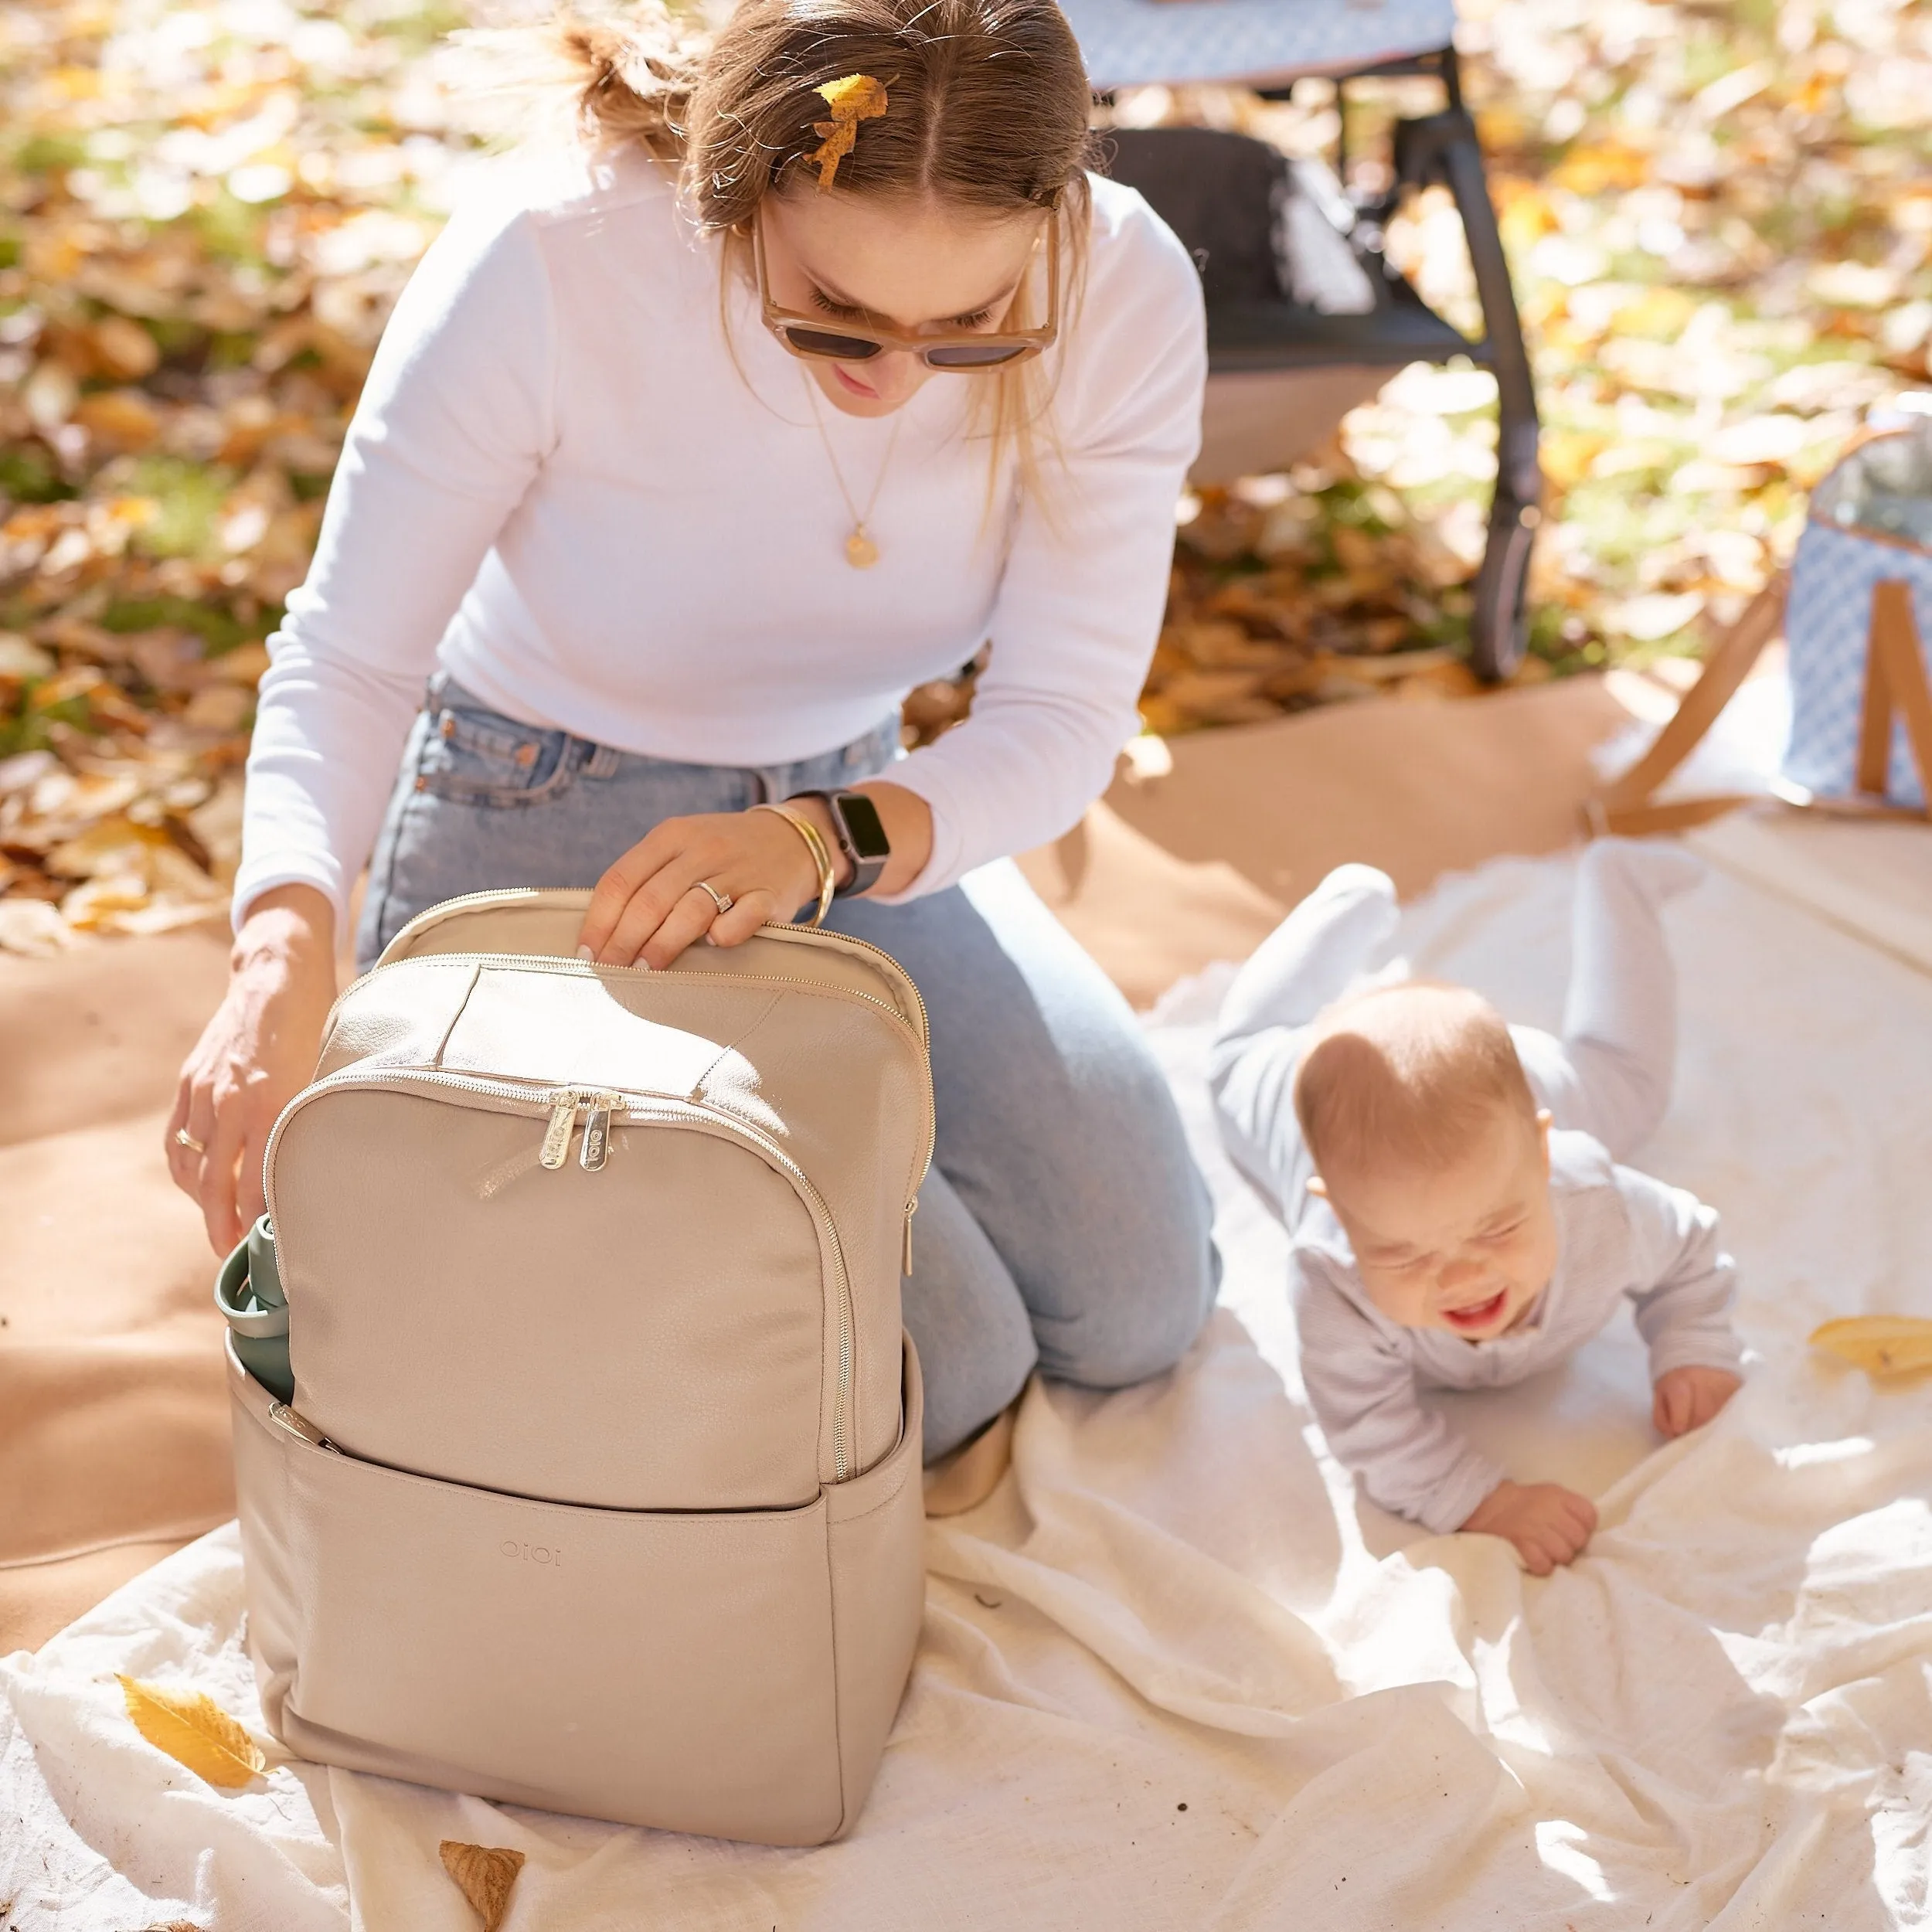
left=1064, top=0, right=1543, bottom=680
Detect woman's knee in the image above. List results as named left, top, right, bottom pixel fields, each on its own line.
left=1032, top=1168, right=1219, bottom=1390
left=902, top=1168, right=1040, bottom=1460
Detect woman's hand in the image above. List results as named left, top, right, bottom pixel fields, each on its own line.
left=576, top=806, right=828, bottom=968
left=166, top=884, right=338, bottom=1256
left=577, top=781, right=934, bottom=967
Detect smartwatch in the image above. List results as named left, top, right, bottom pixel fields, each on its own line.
left=789, top=789, right=891, bottom=898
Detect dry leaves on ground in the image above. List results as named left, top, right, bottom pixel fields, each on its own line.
left=1128, top=0, right=1931, bottom=730
left=0, top=0, right=485, bottom=944
left=2, top=0, right=1930, bottom=937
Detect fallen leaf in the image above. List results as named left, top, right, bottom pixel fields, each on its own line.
left=439, top=1841, right=526, bottom=1932
left=1810, top=1318, right=1932, bottom=1379
left=117, top=1675, right=266, bottom=1788
left=183, top=684, right=254, bottom=733
left=0, top=634, right=57, bottom=682
left=0, top=899, right=78, bottom=957
left=75, top=389, right=162, bottom=453
left=88, top=315, right=162, bottom=381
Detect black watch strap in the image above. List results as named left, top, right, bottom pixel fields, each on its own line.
left=789, top=789, right=890, bottom=898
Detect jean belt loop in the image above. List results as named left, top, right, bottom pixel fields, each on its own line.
left=584, top=740, right=622, bottom=780
left=424, top=665, right=451, bottom=713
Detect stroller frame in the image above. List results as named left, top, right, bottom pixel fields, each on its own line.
left=1096, top=43, right=1543, bottom=681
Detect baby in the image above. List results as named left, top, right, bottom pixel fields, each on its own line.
left=1207, top=843, right=1743, bottom=1574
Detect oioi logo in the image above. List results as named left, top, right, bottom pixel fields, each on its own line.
left=500, top=1539, right=562, bottom=1567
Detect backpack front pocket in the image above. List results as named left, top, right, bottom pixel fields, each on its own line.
left=266, top=1076, right=854, bottom=1506
left=230, top=1342, right=846, bottom=1845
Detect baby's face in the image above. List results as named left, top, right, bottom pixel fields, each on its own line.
left=1314, top=1109, right=1559, bottom=1342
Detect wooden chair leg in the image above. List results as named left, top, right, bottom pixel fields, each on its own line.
left=1597, top=570, right=1788, bottom=816
left=1587, top=793, right=1758, bottom=838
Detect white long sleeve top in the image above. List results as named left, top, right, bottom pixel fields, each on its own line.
left=1291, top=1131, right=1745, bottom=1535
left=233, top=144, right=1207, bottom=930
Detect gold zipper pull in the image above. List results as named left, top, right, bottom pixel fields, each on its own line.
left=580, top=1096, right=617, bottom=1172
left=540, top=1091, right=578, bottom=1170
left=903, top=1196, right=918, bottom=1276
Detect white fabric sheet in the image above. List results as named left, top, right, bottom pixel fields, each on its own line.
left=8, top=846, right=1932, bottom=1929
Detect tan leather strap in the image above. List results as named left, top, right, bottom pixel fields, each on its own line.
left=1857, top=580, right=1932, bottom=811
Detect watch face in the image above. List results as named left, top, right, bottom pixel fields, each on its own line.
left=838, top=791, right=891, bottom=860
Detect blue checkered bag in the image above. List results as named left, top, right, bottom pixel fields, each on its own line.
left=1783, top=430, right=1932, bottom=809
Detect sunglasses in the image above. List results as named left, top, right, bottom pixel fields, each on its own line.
left=753, top=211, right=1060, bottom=372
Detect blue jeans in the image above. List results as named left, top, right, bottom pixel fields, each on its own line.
left=359, top=672, right=1219, bottom=1460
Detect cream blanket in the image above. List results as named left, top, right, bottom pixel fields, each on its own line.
left=7, top=844, right=1932, bottom=1929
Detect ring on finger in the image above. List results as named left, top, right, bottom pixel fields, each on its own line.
left=693, top=880, right=734, bottom=916
left=174, top=1127, right=207, bottom=1155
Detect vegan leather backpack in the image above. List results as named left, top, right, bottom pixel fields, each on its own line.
left=219, top=887, right=934, bottom=1845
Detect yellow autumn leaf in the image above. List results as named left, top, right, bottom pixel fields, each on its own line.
left=815, top=73, right=889, bottom=121
left=117, top=1675, right=266, bottom=1789
left=1809, top=1317, right=1932, bottom=1378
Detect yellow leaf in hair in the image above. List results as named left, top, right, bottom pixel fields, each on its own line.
left=816, top=73, right=889, bottom=121
left=1810, top=1316, right=1932, bottom=1378
left=117, top=1675, right=266, bottom=1788
left=440, top=1841, right=527, bottom=1932
left=804, top=73, right=889, bottom=189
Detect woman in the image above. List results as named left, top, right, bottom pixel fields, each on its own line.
left=168, top=0, right=1217, bottom=1464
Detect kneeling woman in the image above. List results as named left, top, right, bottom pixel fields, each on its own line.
left=168, top=0, right=1217, bottom=1464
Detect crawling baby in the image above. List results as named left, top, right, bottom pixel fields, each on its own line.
left=1208, top=842, right=1743, bottom=1574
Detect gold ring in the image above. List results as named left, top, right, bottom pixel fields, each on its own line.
left=695, top=880, right=733, bottom=916
left=174, top=1128, right=206, bottom=1155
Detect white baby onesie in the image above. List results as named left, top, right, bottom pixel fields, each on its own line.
left=1289, top=1128, right=1743, bottom=1532
left=1207, top=844, right=1743, bottom=1535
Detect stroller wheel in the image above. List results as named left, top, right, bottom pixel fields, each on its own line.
left=1470, top=496, right=1539, bottom=683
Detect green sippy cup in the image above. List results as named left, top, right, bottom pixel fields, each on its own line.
left=214, top=1213, right=293, bottom=1403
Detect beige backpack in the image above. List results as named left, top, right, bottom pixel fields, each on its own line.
left=224, top=888, right=934, bottom=1844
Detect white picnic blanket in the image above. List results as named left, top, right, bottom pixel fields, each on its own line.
left=8, top=842, right=1932, bottom=1930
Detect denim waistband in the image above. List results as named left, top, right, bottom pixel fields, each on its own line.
left=423, top=668, right=903, bottom=795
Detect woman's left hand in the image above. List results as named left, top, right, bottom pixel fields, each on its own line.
left=576, top=806, right=828, bottom=968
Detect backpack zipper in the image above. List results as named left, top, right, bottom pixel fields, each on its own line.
left=536, top=1088, right=626, bottom=1171
left=264, top=1066, right=864, bottom=1481
left=345, top=891, right=937, bottom=1270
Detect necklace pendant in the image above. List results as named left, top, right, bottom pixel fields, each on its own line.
left=845, top=526, right=880, bottom=570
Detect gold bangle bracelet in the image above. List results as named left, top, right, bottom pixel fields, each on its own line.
left=752, top=802, right=836, bottom=927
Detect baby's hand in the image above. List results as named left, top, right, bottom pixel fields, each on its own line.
left=1461, top=1480, right=1597, bottom=1576
left=1653, top=1364, right=1742, bottom=1438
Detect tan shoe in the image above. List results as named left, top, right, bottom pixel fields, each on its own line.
left=921, top=1395, right=1020, bottom=1518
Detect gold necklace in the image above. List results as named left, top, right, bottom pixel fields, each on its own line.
left=803, top=372, right=903, bottom=570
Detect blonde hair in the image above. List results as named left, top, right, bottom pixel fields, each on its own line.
left=1293, top=981, right=1539, bottom=1181
left=456, top=1, right=1095, bottom=496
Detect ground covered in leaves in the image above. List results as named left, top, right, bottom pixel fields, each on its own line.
left=1, top=0, right=1928, bottom=948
